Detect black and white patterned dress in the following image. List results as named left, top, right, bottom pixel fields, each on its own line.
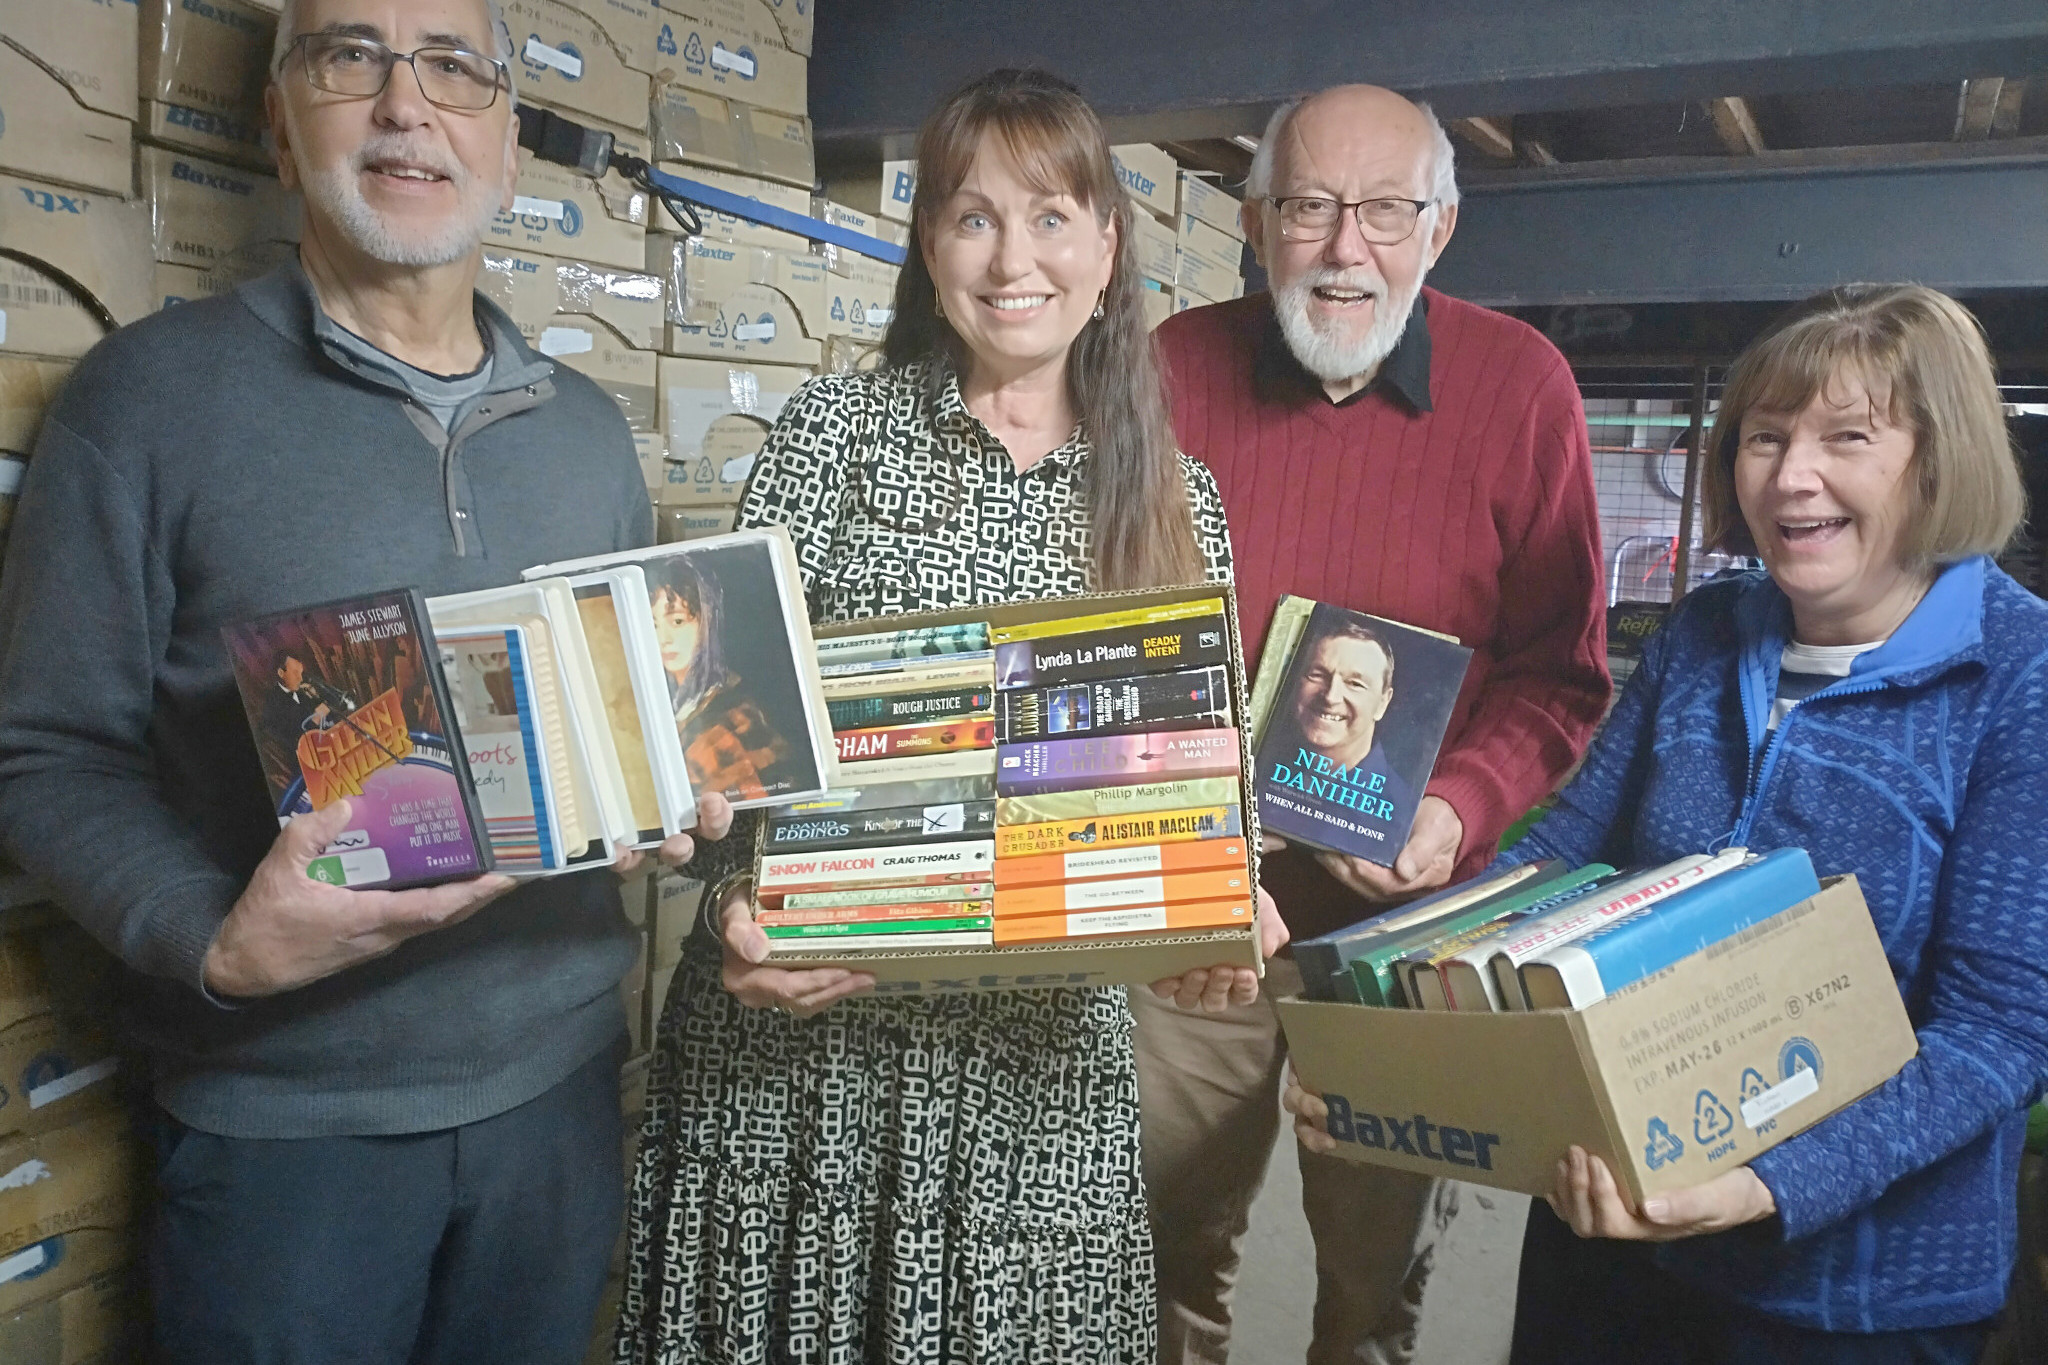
left=616, top=360, right=1233, bottom=1365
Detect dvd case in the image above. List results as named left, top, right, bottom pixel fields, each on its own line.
left=223, top=587, right=492, bottom=889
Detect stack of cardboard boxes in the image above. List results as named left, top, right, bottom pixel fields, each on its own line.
left=1110, top=144, right=1250, bottom=326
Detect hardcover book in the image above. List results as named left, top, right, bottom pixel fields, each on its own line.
left=1252, top=603, right=1471, bottom=866
left=224, top=587, right=491, bottom=889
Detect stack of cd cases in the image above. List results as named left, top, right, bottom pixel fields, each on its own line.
left=753, top=588, right=1263, bottom=972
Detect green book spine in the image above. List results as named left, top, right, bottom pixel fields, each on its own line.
left=1345, top=863, right=1617, bottom=1007
left=764, top=915, right=994, bottom=939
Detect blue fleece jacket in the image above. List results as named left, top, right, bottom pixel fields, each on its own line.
left=1500, top=556, right=2048, bottom=1332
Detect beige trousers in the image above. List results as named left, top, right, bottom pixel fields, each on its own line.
left=1132, top=957, right=1467, bottom=1365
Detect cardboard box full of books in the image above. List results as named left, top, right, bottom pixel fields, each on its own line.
left=489, top=142, right=651, bottom=273
left=650, top=1, right=806, bottom=117
left=1276, top=876, right=1917, bottom=1202
left=1132, top=210, right=1177, bottom=289
left=649, top=84, right=814, bottom=190
left=1176, top=216, right=1245, bottom=308
left=500, top=0, right=651, bottom=132
left=823, top=163, right=917, bottom=226
left=751, top=584, right=1265, bottom=993
left=0, top=925, right=122, bottom=1142
left=656, top=354, right=810, bottom=473
left=1111, top=145, right=1178, bottom=224
left=139, top=147, right=301, bottom=273
left=480, top=248, right=666, bottom=351
left=0, top=359, right=73, bottom=458
left=0, top=174, right=155, bottom=359
left=1179, top=174, right=1246, bottom=241
left=0, top=0, right=137, bottom=197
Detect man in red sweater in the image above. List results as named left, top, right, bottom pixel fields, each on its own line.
left=1137, top=86, right=1610, bottom=1362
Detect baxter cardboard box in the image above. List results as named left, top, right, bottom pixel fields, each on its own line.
left=0, top=926, right=121, bottom=1142
left=1131, top=209, right=1176, bottom=287
left=1142, top=280, right=1173, bottom=331
left=0, top=359, right=72, bottom=457
left=753, top=583, right=1264, bottom=993
left=654, top=3, right=806, bottom=117
left=0, top=0, right=138, bottom=196
left=1176, top=215, right=1244, bottom=306
left=0, top=174, right=155, bottom=359
left=809, top=200, right=910, bottom=277
left=1111, top=144, right=1177, bottom=224
left=480, top=248, right=665, bottom=351
left=0, top=1266, right=136, bottom=1365
left=1178, top=173, right=1246, bottom=241
left=657, top=354, right=807, bottom=471
left=490, top=143, right=651, bottom=272
left=538, top=315, right=658, bottom=430
left=821, top=259, right=898, bottom=343
left=156, top=253, right=294, bottom=311
left=1277, top=877, right=1918, bottom=1203
left=502, top=0, right=651, bottom=132
left=825, top=162, right=916, bottom=226
left=657, top=504, right=740, bottom=542
left=652, top=167, right=811, bottom=251
left=660, top=421, right=763, bottom=505
left=138, top=146, right=300, bottom=272
left=659, top=236, right=824, bottom=366
left=651, top=872, right=702, bottom=970
left=555, top=0, right=662, bottom=76
left=650, top=82, right=815, bottom=189
left=661, top=0, right=811, bottom=57
left=0, top=1109, right=138, bottom=1317
left=141, top=0, right=275, bottom=170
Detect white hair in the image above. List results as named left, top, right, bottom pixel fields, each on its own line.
left=1245, top=94, right=1459, bottom=211
left=270, top=0, right=517, bottom=104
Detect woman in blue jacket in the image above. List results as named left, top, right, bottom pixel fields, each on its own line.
left=1290, top=283, right=2048, bottom=1362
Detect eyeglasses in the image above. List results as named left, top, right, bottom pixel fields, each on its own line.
left=281, top=33, right=510, bottom=112
left=1266, top=196, right=1435, bottom=245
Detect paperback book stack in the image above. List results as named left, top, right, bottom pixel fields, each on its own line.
left=987, top=598, right=1254, bottom=946
left=753, top=623, right=1001, bottom=951
left=755, top=594, right=1265, bottom=958
left=1293, top=845, right=1823, bottom=1011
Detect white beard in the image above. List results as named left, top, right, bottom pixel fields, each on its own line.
left=298, top=132, right=505, bottom=268
left=1273, top=264, right=1425, bottom=386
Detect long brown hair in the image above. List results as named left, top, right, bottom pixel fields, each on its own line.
left=880, top=68, right=1205, bottom=591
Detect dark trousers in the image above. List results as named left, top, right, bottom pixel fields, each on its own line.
left=149, top=1039, right=626, bottom=1365
left=1512, top=1200, right=1993, bottom=1365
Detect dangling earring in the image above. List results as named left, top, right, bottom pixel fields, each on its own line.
left=1092, top=289, right=1106, bottom=320
left=935, top=294, right=946, bottom=320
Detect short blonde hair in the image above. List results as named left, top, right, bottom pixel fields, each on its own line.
left=1702, top=284, right=2025, bottom=571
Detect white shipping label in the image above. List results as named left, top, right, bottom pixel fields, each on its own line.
left=0, top=309, right=7, bottom=344
left=710, top=44, right=755, bottom=77
left=0, top=1243, right=46, bottom=1286
left=717, top=453, right=757, bottom=483
left=0, top=1159, right=52, bottom=1193
left=27, top=1056, right=118, bottom=1109
left=512, top=196, right=567, bottom=221
left=866, top=307, right=893, bottom=325
left=1061, top=845, right=1166, bottom=878
left=732, top=318, right=776, bottom=341
left=1741, top=1065, right=1821, bottom=1128
left=1065, top=875, right=1167, bottom=911
left=523, top=37, right=584, bottom=78
left=539, top=327, right=595, bottom=357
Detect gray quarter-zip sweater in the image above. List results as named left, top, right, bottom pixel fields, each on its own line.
left=0, top=260, right=655, bottom=1138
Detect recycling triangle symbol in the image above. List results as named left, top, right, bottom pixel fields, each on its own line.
left=657, top=25, right=677, bottom=56
left=850, top=300, right=866, bottom=323
left=1643, top=1117, right=1685, bottom=1170
left=708, top=310, right=729, bottom=338
left=830, top=297, right=846, bottom=321
left=1693, top=1089, right=1734, bottom=1145
left=683, top=32, right=707, bottom=65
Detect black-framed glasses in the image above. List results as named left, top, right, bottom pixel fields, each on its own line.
left=281, top=33, right=510, bottom=111
left=1266, top=196, right=1435, bottom=245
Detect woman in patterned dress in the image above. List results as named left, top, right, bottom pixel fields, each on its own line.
left=617, top=69, right=1287, bottom=1364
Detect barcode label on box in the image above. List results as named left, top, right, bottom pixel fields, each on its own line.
left=710, top=44, right=755, bottom=77
left=1741, top=1065, right=1820, bottom=1128
left=512, top=196, right=566, bottom=220
left=523, top=37, right=584, bottom=78
left=539, top=327, right=594, bottom=356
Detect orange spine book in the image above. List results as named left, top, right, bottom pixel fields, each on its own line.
left=992, top=897, right=1255, bottom=944
left=994, top=867, right=1253, bottom=918
left=994, top=837, right=1250, bottom=890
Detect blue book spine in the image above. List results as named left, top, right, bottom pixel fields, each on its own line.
left=1538, top=848, right=1819, bottom=1003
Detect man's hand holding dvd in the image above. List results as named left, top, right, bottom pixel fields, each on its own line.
left=223, top=529, right=834, bottom=894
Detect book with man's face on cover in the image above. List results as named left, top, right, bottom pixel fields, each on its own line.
left=1251, top=601, right=1471, bottom=866
left=223, top=587, right=493, bottom=889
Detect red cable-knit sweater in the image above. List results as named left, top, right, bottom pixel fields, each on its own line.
left=1156, top=288, right=1611, bottom=938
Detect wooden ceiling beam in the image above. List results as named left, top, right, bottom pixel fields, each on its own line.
left=1956, top=77, right=2005, bottom=139
left=1708, top=96, right=1765, bottom=155
left=1450, top=116, right=1516, bottom=161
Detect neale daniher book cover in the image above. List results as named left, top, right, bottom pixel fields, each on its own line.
left=1253, top=603, right=1470, bottom=865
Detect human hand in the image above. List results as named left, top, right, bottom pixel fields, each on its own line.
left=1313, top=796, right=1464, bottom=901
left=1282, top=1061, right=1340, bottom=1156
left=203, top=799, right=516, bottom=998
left=1546, top=1145, right=1776, bottom=1241
left=719, top=883, right=875, bottom=1018
left=613, top=792, right=735, bottom=879
left=1261, top=831, right=1288, bottom=855
left=1147, top=887, right=1290, bottom=1011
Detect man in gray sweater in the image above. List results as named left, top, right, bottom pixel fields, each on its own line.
left=0, top=1, right=729, bottom=1359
